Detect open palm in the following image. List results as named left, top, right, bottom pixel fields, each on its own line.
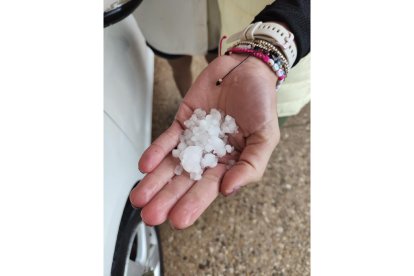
left=130, top=54, right=281, bottom=229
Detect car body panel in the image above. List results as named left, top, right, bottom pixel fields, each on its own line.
left=104, top=15, right=153, bottom=153
left=104, top=15, right=153, bottom=276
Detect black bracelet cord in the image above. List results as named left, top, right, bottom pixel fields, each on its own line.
left=216, top=55, right=250, bottom=86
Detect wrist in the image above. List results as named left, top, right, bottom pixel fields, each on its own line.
left=218, top=54, right=277, bottom=86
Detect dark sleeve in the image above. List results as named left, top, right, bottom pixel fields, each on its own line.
left=253, top=0, right=310, bottom=66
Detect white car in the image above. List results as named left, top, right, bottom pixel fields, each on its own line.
left=104, top=1, right=163, bottom=275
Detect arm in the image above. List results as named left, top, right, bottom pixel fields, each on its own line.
left=130, top=2, right=310, bottom=229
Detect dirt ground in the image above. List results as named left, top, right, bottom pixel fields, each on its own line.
left=151, top=56, right=310, bottom=276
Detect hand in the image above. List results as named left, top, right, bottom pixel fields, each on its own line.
left=130, top=54, right=281, bottom=229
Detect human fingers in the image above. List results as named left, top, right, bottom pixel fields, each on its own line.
left=140, top=174, right=195, bottom=226
left=220, top=130, right=279, bottom=196
left=139, top=149, right=240, bottom=225
left=130, top=155, right=178, bottom=208
left=168, top=164, right=227, bottom=229
left=138, top=120, right=183, bottom=173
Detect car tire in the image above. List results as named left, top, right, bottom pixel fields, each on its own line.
left=111, top=197, right=163, bottom=276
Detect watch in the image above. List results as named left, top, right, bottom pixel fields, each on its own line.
left=227, top=21, right=297, bottom=69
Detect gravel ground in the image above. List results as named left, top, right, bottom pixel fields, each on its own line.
left=151, top=56, right=310, bottom=276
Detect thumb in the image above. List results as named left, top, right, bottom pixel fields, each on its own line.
left=220, top=131, right=279, bottom=195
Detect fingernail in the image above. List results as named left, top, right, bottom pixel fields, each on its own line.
left=138, top=160, right=144, bottom=173
left=129, top=192, right=140, bottom=209
left=169, top=220, right=177, bottom=230
left=227, top=186, right=241, bottom=197
left=140, top=210, right=154, bottom=227
left=129, top=195, right=138, bottom=209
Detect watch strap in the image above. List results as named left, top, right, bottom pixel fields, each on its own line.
left=227, top=21, right=297, bottom=68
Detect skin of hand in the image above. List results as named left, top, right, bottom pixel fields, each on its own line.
left=130, top=53, right=281, bottom=229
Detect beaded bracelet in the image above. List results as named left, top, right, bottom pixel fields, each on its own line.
left=232, top=40, right=290, bottom=74
left=231, top=45, right=287, bottom=75
left=234, top=39, right=290, bottom=68
left=226, top=46, right=287, bottom=91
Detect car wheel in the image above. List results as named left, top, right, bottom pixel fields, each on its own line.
left=111, top=199, right=163, bottom=276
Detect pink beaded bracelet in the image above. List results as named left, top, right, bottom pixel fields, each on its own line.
left=226, top=46, right=287, bottom=91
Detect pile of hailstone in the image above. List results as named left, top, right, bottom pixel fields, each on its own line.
left=172, top=108, right=238, bottom=180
